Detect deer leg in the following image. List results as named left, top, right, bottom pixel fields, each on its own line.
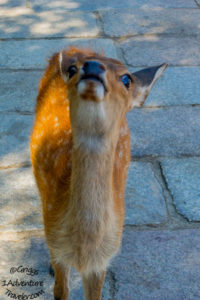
left=82, top=271, right=106, bottom=300
left=51, top=262, right=69, bottom=300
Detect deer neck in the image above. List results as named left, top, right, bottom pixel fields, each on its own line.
left=69, top=131, right=118, bottom=234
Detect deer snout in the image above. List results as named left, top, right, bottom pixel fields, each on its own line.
left=83, top=61, right=105, bottom=76
left=77, top=61, right=107, bottom=101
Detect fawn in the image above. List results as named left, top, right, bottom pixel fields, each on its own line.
left=30, top=47, right=167, bottom=300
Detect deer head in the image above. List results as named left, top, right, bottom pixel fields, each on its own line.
left=59, top=48, right=167, bottom=148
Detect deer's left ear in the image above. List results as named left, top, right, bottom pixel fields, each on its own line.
left=129, top=63, right=168, bottom=110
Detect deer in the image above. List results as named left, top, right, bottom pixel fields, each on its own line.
left=30, top=46, right=167, bottom=300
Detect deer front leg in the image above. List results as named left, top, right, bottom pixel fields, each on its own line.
left=52, top=263, right=69, bottom=300
left=82, top=271, right=106, bottom=300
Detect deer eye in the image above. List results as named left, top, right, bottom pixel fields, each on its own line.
left=67, top=65, right=78, bottom=79
left=121, top=74, right=132, bottom=89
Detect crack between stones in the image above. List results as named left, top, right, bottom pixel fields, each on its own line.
left=194, top=0, right=200, bottom=8
left=131, top=155, right=200, bottom=163
left=124, top=222, right=200, bottom=231
left=0, top=162, right=31, bottom=170
left=0, top=31, right=200, bottom=42
left=93, top=11, right=106, bottom=38
left=158, top=161, right=191, bottom=223
left=114, top=32, right=200, bottom=44
left=0, top=36, right=102, bottom=41
left=0, top=110, right=34, bottom=115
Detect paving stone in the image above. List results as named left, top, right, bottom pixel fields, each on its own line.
left=120, top=36, right=200, bottom=67
left=100, top=8, right=200, bottom=37
left=0, top=10, right=99, bottom=38
left=0, top=235, right=111, bottom=299
left=127, top=106, right=200, bottom=157
left=0, top=113, right=33, bottom=167
left=125, top=162, right=167, bottom=225
left=29, top=0, right=197, bottom=11
left=0, top=39, right=117, bottom=69
left=112, top=229, right=200, bottom=299
left=0, top=71, right=41, bottom=113
left=0, top=167, right=42, bottom=231
left=161, top=158, right=200, bottom=221
left=145, top=67, right=200, bottom=107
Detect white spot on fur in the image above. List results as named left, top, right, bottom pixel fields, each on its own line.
left=120, top=126, right=127, bottom=137
left=58, top=138, right=64, bottom=144
left=119, top=150, right=123, bottom=158
left=34, top=132, right=43, bottom=140
left=124, top=140, right=128, bottom=148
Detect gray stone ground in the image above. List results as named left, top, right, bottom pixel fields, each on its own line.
left=0, top=0, right=200, bottom=299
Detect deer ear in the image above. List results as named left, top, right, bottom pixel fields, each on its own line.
left=130, top=63, right=168, bottom=110
left=59, top=50, right=75, bottom=82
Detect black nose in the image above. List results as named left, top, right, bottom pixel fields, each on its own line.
left=83, top=61, right=105, bottom=76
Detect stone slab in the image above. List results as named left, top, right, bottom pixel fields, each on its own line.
left=127, top=106, right=200, bottom=157
left=120, top=36, right=200, bottom=67
left=145, top=66, right=200, bottom=107
left=111, top=229, right=200, bottom=299
left=0, top=10, right=99, bottom=38
left=161, top=158, right=200, bottom=221
left=0, top=71, right=41, bottom=113
left=125, top=162, right=167, bottom=225
left=0, top=167, right=43, bottom=231
left=28, top=0, right=197, bottom=11
left=0, top=113, right=33, bottom=167
left=0, top=236, right=111, bottom=299
left=100, top=8, right=200, bottom=37
left=0, top=39, right=117, bottom=69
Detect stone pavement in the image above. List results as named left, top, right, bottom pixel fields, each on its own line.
left=0, top=0, right=200, bottom=299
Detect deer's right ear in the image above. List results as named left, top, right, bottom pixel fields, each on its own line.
left=129, top=63, right=168, bottom=110
left=59, top=51, right=72, bottom=82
